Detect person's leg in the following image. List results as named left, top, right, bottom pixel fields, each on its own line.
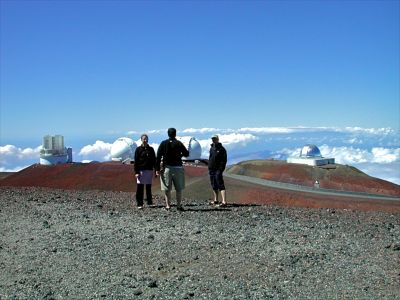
left=209, top=170, right=219, bottom=204
left=220, top=189, right=227, bottom=205
left=145, top=184, right=153, bottom=205
left=212, top=190, right=219, bottom=203
left=164, top=190, right=171, bottom=209
left=136, top=184, right=144, bottom=207
left=173, top=168, right=185, bottom=210
left=217, top=171, right=227, bottom=206
left=176, top=190, right=183, bottom=209
left=161, top=168, right=172, bottom=209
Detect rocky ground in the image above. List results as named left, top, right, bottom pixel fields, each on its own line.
left=1, top=186, right=399, bottom=299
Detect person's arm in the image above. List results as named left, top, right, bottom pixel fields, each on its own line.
left=151, top=147, right=156, bottom=170
left=181, top=141, right=189, bottom=157
left=155, top=141, right=164, bottom=172
left=220, top=147, right=227, bottom=171
left=134, top=148, right=140, bottom=175
left=151, top=147, right=157, bottom=177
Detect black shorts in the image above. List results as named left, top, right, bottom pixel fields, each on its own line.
left=209, top=169, right=225, bottom=191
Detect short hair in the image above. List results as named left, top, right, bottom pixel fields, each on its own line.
left=167, top=128, right=176, bottom=138
left=141, top=134, right=148, bottom=140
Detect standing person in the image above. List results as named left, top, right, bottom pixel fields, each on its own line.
left=134, top=134, right=156, bottom=209
left=208, top=134, right=227, bottom=207
left=156, top=128, right=189, bottom=211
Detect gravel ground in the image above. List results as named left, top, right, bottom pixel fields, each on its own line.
left=1, top=187, right=399, bottom=299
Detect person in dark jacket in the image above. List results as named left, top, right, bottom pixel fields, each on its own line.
left=208, top=134, right=227, bottom=207
left=156, top=128, right=189, bottom=211
left=134, top=134, right=156, bottom=209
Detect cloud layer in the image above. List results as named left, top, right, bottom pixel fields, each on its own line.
left=1, top=127, right=399, bottom=184
left=78, top=140, right=113, bottom=162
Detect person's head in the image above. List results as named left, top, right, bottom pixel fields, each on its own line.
left=211, top=134, right=219, bottom=144
left=167, top=128, right=176, bottom=138
left=141, top=134, right=148, bottom=145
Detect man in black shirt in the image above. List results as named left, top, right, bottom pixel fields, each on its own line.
left=156, top=128, right=189, bottom=210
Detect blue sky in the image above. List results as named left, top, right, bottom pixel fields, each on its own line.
left=1, top=1, right=399, bottom=184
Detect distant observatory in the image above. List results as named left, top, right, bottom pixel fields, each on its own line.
left=178, top=137, right=202, bottom=161
left=287, top=144, right=335, bottom=166
left=110, top=137, right=137, bottom=163
left=40, top=135, right=72, bottom=165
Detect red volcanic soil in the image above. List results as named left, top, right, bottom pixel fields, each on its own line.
left=0, top=162, right=209, bottom=193
left=227, top=160, right=400, bottom=197
left=223, top=177, right=400, bottom=213
left=1, top=160, right=399, bottom=212
left=0, top=172, right=13, bottom=180
left=0, top=162, right=138, bottom=192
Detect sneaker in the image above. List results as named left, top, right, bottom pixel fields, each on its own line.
left=138, top=206, right=143, bottom=209
left=217, top=203, right=227, bottom=208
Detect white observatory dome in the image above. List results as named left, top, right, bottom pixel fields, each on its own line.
left=110, top=137, right=137, bottom=162
left=300, top=144, right=322, bottom=158
left=178, top=137, right=202, bottom=160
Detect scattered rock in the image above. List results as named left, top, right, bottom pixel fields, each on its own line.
left=0, top=186, right=399, bottom=299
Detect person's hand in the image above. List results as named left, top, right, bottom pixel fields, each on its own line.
left=135, top=174, right=140, bottom=179
left=156, top=171, right=160, bottom=176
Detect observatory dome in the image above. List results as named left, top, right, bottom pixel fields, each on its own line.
left=178, top=137, right=202, bottom=160
left=300, top=144, right=322, bottom=158
left=110, top=137, right=137, bottom=162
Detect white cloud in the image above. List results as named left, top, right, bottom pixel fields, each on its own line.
left=0, top=165, right=30, bottom=172
left=219, top=133, right=259, bottom=146
left=182, top=128, right=221, bottom=134
left=193, top=133, right=259, bottom=159
left=81, top=160, right=94, bottom=163
left=0, top=145, right=41, bottom=165
left=371, top=147, right=400, bottom=163
left=126, top=130, right=140, bottom=135
left=355, top=162, right=400, bottom=185
left=237, top=126, right=341, bottom=134
left=1, top=126, right=398, bottom=184
left=319, top=145, right=370, bottom=164
left=78, top=140, right=113, bottom=161
left=0, top=145, right=41, bottom=159
left=318, top=145, right=400, bottom=165
left=147, top=129, right=164, bottom=134
left=342, top=127, right=394, bottom=135
left=182, top=126, right=329, bottom=135
left=207, top=126, right=397, bottom=136
left=346, top=138, right=363, bottom=144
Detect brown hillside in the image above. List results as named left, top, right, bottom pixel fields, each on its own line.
left=227, top=160, right=400, bottom=197
left=1, top=161, right=399, bottom=212
left=0, top=162, right=137, bottom=192
left=184, top=175, right=400, bottom=213
left=0, top=162, right=209, bottom=193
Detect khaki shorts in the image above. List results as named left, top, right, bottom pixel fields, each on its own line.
left=160, top=166, right=185, bottom=192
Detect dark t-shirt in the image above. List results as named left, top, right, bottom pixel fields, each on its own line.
left=156, top=138, right=189, bottom=171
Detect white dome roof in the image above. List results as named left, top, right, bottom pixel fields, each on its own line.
left=110, top=137, right=137, bottom=162
left=178, top=137, right=202, bottom=160
left=300, top=144, right=322, bottom=158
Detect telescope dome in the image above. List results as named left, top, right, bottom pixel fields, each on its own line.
left=178, top=137, right=202, bottom=160
left=110, top=137, right=137, bottom=162
left=300, top=144, right=322, bottom=158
